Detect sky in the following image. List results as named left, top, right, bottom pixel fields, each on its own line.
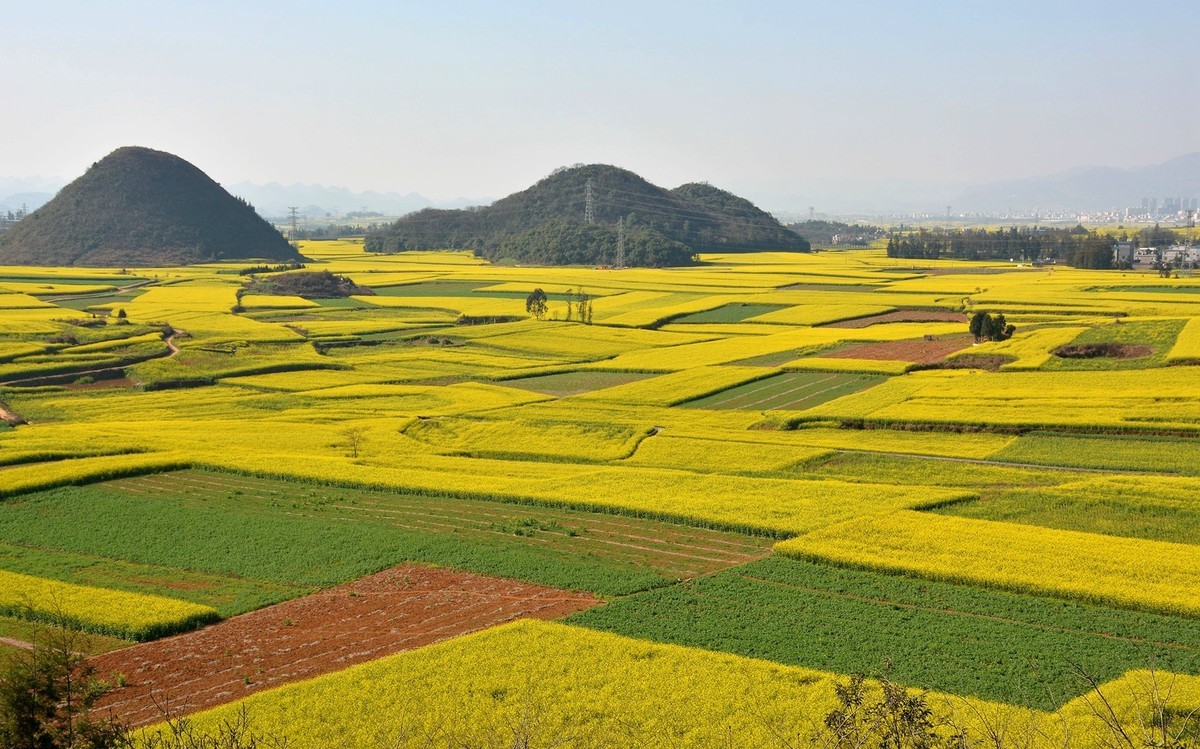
left=2, top=0, right=1197, bottom=212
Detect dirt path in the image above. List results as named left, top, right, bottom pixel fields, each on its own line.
left=0, top=636, right=34, bottom=651
left=2, top=331, right=182, bottom=393
left=90, top=564, right=601, bottom=728
left=0, top=400, right=24, bottom=426
left=39, top=279, right=156, bottom=304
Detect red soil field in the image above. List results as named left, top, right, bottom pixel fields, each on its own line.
left=824, top=335, right=974, bottom=364
left=91, top=565, right=600, bottom=727
left=826, top=310, right=966, bottom=328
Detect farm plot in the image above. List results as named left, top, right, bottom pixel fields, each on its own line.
left=0, top=471, right=772, bottom=600
left=681, top=371, right=885, bottom=411
left=824, top=309, right=967, bottom=328
left=671, top=302, right=788, bottom=324
left=821, top=335, right=974, bottom=364
left=500, top=369, right=656, bottom=396
left=568, top=556, right=1200, bottom=708
left=91, top=564, right=601, bottom=727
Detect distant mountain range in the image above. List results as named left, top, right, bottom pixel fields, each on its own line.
left=0, top=177, right=486, bottom=220
left=951, top=152, right=1200, bottom=213
left=3, top=152, right=1196, bottom=219
left=224, top=182, right=489, bottom=219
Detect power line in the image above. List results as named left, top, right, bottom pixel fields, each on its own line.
left=616, top=217, right=626, bottom=268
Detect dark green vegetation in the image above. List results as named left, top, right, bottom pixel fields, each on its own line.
left=0, top=619, right=128, bottom=749
left=886, top=225, right=1115, bottom=268
left=968, top=311, right=1014, bottom=342
left=672, top=303, right=787, bottom=324
left=682, top=372, right=884, bottom=410
left=0, top=147, right=301, bottom=267
left=365, top=164, right=808, bottom=267
left=502, top=370, right=656, bottom=396
left=0, top=471, right=771, bottom=604
left=1042, top=319, right=1183, bottom=370
left=568, top=556, right=1200, bottom=709
left=242, top=270, right=373, bottom=299
left=785, top=219, right=885, bottom=248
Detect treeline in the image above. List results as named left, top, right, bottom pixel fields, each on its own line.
left=886, top=226, right=1116, bottom=269
left=290, top=224, right=371, bottom=239
left=787, top=219, right=886, bottom=247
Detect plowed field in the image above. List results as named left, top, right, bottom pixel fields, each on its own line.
left=825, top=335, right=973, bottom=363
left=90, top=565, right=600, bottom=727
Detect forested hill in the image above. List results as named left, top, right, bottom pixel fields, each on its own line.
left=364, top=164, right=809, bottom=267
left=0, top=146, right=302, bottom=267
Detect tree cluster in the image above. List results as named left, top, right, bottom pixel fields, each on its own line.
left=786, top=219, right=886, bottom=247
left=886, top=226, right=1115, bottom=269
left=242, top=270, right=373, bottom=299
left=969, top=311, right=1015, bottom=343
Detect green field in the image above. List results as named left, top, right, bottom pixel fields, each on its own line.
left=682, top=371, right=885, bottom=410
left=672, top=303, right=788, bottom=324
left=568, top=555, right=1200, bottom=709
left=501, top=370, right=656, bottom=396
left=0, top=471, right=771, bottom=605
left=929, top=483, right=1200, bottom=546
left=1040, top=319, right=1185, bottom=370
left=992, top=432, right=1200, bottom=474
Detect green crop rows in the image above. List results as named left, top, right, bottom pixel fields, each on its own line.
left=568, top=556, right=1200, bottom=709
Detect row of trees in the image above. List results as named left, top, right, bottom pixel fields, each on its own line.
left=886, top=226, right=1116, bottom=268
left=525, top=287, right=594, bottom=323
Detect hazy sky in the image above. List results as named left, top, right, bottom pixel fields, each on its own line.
left=2, top=0, right=1197, bottom=210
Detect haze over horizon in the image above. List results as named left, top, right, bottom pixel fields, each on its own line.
left=3, top=0, right=1197, bottom=213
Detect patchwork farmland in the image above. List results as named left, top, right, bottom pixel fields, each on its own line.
left=5, top=241, right=1200, bottom=745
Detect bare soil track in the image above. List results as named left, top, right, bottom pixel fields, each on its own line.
left=90, top=565, right=601, bottom=727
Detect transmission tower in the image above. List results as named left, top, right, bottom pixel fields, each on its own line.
left=584, top=179, right=595, bottom=225
left=287, top=207, right=300, bottom=238
left=809, top=206, right=815, bottom=221
left=615, top=217, right=626, bottom=268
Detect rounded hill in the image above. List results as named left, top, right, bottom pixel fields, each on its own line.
left=0, top=146, right=302, bottom=267
left=365, top=164, right=808, bottom=267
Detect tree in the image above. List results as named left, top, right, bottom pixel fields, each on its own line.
left=818, top=670, right=966, bottom=749
left=969, top=311, right=1014, bottom=343
left=340, top=426, right=368, bottom=459
left=570, top=288, right=593, bottom=325
left=0, top=614, right=127, bottom=749
left=524, top=288, right=548, bottom=320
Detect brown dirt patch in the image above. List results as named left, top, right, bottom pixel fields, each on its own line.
left=825, top=336, right=974, bottom=364
left=90, top=565, right=600, bottom=727
left=939, top=354, right=1012, bottom=372
left=826, top=310, right=967, bottom=328
left=1053, top=343, right=1154, bottom=359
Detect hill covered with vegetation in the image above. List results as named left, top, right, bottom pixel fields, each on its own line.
left=787, top=219, right=886, bottom=248
left=0, top=146, right=302, bottom=267
left=244, top=270, right=373, bottom=299
left=364, top=164, right=808, bottom=266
